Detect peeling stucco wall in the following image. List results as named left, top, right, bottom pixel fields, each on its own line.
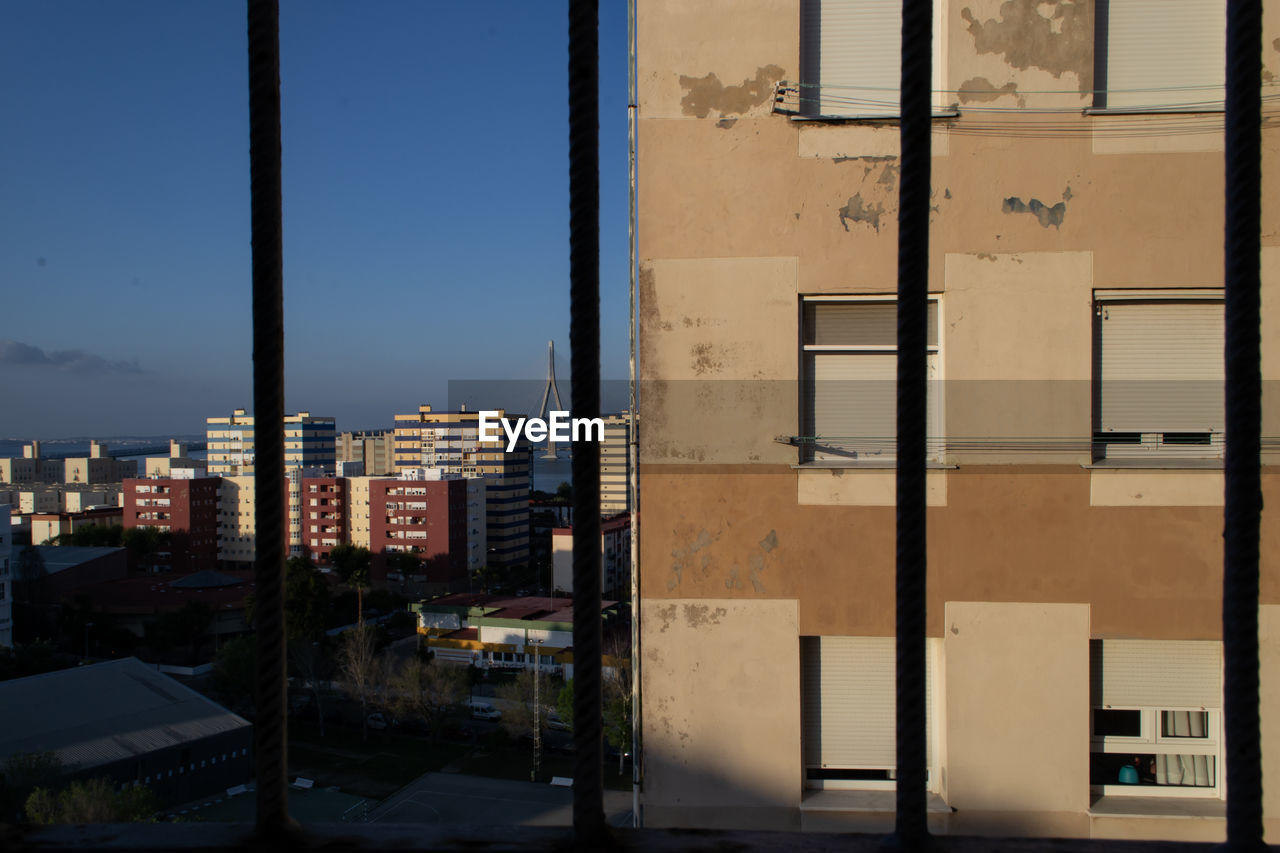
left=1001, top=187, right=1072, bottom=228
left=959, top=0, right=1094, bottom=94
left=679, top=64, right=784, bottom=119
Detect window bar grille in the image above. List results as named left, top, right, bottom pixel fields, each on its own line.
left=247, top=0, right=294, bottom=837
left=1222, top=0, right=1264, bottom=849
left=894, top=0, right=932, bottom=848
left=568, top=0, right=607, bottom=840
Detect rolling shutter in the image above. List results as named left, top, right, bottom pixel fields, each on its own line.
left=1090, top=640, right=1221, bottom=709
left=1099, top=299, right=1223, bottom=434
left=807, top=353, right=897, bottom=460
left=802, top=637, right=932, bottom=769
left=801, top=0, right=901, bottom=117
left=1103, top=0, right=1225, bottom=110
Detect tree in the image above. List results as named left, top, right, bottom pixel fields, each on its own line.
left=556, top=679, right=575, bottom=732
left=330, top=544, right=372, bottom=625
left=496, top=669, right=543, bottom=741
left=289, top=639, right=333, bottom=736
left=24, top=778, right=157, bottom=824
left=122, top=526, right=172, bottom=574
left=248, top=556, right=333, bottom=642
left=1, top=751, right=63, bottom=821
left=339, top=624, right=379, bottom=740
left=213, top=635, right=257, bottom=717
left=555, top=481, right=572, bottom=502
left=557, top=677, right=633, bottom=774
left=392, top=657, right=466, bottom=739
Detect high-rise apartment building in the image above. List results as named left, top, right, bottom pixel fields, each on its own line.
left=336, top=431, right=395, bottom=476
left=300, top=476, right=347, bottom=565
left=122, top=476, right=220, bottom=573
left=600, top=413, right=631, bottom=515
left=216, top=476, right=256, bottom=568
left=393, top=405, right=530, bottom=567
left=206, top=409, right=336, bottom=476
left=635, top=0, right=1279, bottom=840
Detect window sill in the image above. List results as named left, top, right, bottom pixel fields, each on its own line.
left=1085, top=106, right=1224, bottom=116
left=787, top=110, right=959, bottom=123
left=793, top=461, right=956, bottom=470
left=1083, top=460, right=1223, bottom=470
left=801, top=789, right=951, bottom=814
left=1088, top=794, right=1225, bottom=819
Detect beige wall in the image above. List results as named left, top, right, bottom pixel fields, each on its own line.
left=1262, top=605, right=1280, bottom=844
left=636, top=0, right=1280, bottom=838
left=217, top=476, right=255, bottom=563
left=641, top=598, right=801, bottom=829
left=943, top=602, right=1090, bottom=837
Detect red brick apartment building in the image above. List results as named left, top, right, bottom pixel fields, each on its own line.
left=369, top=477, right=468, bottom=585
left=122, top=477, right=220, bottom=573
left=300, top=476, right=347, bottom=565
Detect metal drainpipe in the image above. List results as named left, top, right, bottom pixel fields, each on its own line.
left=627, top=0, right=642, bottom=830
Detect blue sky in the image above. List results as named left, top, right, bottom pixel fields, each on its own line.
left=0, top=1, right=630, bottom=438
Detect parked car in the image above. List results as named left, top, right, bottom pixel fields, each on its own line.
left=468, top=701, right=502, bottom=721
left=366, top=712, right=390, bottom=730
left=546, top=710, right=571, bottom=732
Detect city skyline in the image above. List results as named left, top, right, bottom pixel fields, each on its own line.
left=0, top=1, right=632, bottom=438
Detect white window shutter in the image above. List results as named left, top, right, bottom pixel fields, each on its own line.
left=1099, top=300, right=1224, bottom=434
left=802, top=637, right=933, bottom=769
left=802, top=0, right=902, bottom=117
left=808, top=353, right=897, bottom=459
left=1103, top=0, right=1225, bottom=110
left=1090, top=639, right=1221, bottom=709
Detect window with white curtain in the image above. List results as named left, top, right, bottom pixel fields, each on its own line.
left=801, top=297, right=941, bottom=462
left=1093, top=290, right=1224, bottom=460
left=798, top=0, right=945, bottom=118
left=1089, top=639, right=1222, bottom=796
left=1095, top=0, right=1225, bottom=111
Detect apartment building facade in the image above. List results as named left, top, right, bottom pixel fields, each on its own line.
left=336, top=430, right=396, bottom=476
left=300, top=476, right=347, bottom=565
left=0, top=507, right=11, bottom=647
left=206, top=409, right=336, bottom=476
left=122, top=476, right=220, bottom=573
left=368, top=475, right=476, bottom=589
left=636, top=0, right=1280, bottom=841
left=393, top=405, right=530, bottom=567
left=600, top=413, right=631, bottom=515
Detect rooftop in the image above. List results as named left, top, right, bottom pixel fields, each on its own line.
left=0, top=657, right=250, bottom=772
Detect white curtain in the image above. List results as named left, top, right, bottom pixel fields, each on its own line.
left=1155, top=711, right=1214, bottom=786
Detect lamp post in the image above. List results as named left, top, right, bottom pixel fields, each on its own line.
left=531, top=638, right=544, bottom=782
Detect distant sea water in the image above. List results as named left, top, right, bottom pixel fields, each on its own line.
left=2, top=436, right=575, bottom=493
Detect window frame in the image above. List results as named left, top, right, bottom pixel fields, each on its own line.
left=1089, top=706, right=1222, bottom=798
left=799, top=294, right=944, bottom=464
left=1091, top=288, right=1225, bottom=463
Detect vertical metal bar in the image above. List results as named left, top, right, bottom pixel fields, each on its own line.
left=247, top=0, right=292, bottom=837
left=626, top=0, right=643, bottom=829
left=568, top=0, right=606, bottom=840
left=893, top=0, right=932, bottom=847
left=1222, top=0, right=1263, bottom=848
